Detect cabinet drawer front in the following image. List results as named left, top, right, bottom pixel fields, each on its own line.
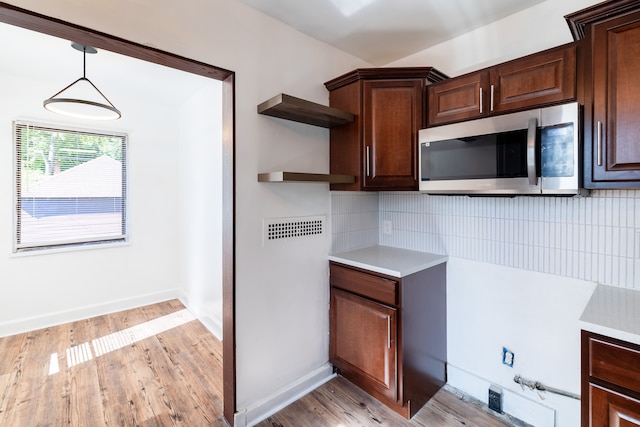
left=589, top=337, right=640, bottom=393
left=330, top=264, right=398, bottom=306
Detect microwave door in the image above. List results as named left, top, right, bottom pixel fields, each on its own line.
left=419, top=120, right=542, bottom=195
left=539, top=102, right=580, bottom=195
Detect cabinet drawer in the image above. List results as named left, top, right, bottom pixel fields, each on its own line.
left=330, top=264, right=398, bottom=306
left=589, top=336, right=640, bottom=393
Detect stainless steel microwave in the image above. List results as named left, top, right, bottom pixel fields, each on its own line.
left=419, top=102, right=582, bottom=195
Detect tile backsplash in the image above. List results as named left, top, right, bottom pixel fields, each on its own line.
left=331, top=192, right=379, bottom=253
left=331, top=190, right=640, bottom=289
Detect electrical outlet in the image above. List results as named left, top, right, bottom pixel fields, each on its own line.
left=383, top=220, right=392, bottom=235
left=502, top=347, right=515, bottom=367
left=488, top=385, right=503, bottom=413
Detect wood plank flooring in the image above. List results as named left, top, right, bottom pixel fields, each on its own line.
left=0, top=300, right=226, bottom=427
left=0, top=300, right=523, bottom=427
left=257, top=376, right=524, bottom=427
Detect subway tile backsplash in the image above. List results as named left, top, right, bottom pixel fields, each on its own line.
left=330, top=192, right=379, bottom=254
left=330, top=190, right=640, bottom=289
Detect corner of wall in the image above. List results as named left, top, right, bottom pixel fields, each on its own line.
left=238, top=364, right=334, bottom=427
left=178, top=293, right=223, bottom=340
left=447, top=364, right=556, bottom=426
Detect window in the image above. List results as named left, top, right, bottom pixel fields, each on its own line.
left=14, top=121, right=127, bottom=252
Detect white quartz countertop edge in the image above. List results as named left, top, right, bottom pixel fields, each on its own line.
left=579, top=284, right=640, bottom=346
left=328, top=245, right=448, bottom=278
left=579, top=321, right=640, bottom=346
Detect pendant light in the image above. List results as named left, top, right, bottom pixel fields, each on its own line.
left=43, top=42, right=121, bottom=120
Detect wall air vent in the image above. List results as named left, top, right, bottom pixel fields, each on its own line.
left=263, top=215, right=325, bottom=245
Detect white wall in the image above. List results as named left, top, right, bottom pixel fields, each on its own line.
left=178, top=80, right=224, bottom=339
left=446, top=258, right=594, bottom=427
left=388, top=0, right=602, bottom=75
left=2, top=0, right=370, bottom=424
left=0, top=69, right=182, bottom=336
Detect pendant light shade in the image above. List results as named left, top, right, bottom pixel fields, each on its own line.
left=43, top=43, right=121, bottom=120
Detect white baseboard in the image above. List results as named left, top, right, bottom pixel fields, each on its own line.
left=195, top=315, right=222, bottom=341
left=0, top=288, right=181, bottom=338
left=177, top=292, right=223, bottom=340
left=447, top=364, right=556, bottom=427
left=235, top=363, right=335, bottom=427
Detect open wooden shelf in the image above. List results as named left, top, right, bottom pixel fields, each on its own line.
left=258, top=172, right=356, bottom=184
left=257, top=93, right=355, bottom=128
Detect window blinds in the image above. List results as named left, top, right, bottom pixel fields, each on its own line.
left=14, top=121, right=128, bottom=251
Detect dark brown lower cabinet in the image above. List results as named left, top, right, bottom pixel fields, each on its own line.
left=582, top=331, right=640, bottom=426
left=329, top=262, right=446, bottom=418
left=331, top=288, right=398, bottom=402
left=589, top=385, right=640, bottom=426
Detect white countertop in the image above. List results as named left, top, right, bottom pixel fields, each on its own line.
left=328, top=245, right=448, bottom=278
left=580, top=284, right=640, bottom=346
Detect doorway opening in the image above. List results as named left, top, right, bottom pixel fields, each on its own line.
left=0, top=3, right=236, bottom=425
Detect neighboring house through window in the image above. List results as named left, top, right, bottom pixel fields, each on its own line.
left=14, top=121, right=128, bottom=251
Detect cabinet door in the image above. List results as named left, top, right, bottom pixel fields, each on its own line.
left=491, top=44, right=576, bottom=114
left=362, top=79, right=422, bottom=190
left=330, top=287, right=398, bottom=402
left=589, top=11, right=640, bottom=184
left=590, top=384, right=640, bottom=426
left=427, top=71, right=488, bottom=126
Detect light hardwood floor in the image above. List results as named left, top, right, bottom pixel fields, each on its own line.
left=257, top=376, right=522, bottom=427
left=0, top=301, right=520, bottom=427
left=0, top=300, right=226, bottom=427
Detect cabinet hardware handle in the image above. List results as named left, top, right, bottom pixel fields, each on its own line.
left=479, top=87, right=483, bottom=114
left=387, top=315, right=391, bottom=349
left=597, top=121, right=603, bottom=166
left=366, top=146, right=371, bottom=177
left=490, top=85, right=495, bottom=112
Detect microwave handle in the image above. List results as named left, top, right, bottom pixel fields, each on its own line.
left=527, top=118, right=538, bottom=186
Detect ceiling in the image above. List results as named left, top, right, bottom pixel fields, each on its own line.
left=237, top=0, right=546, bottom=65
left=0, top=0, right=549, bottom=107
left=0, top=22, right=213, bottom=109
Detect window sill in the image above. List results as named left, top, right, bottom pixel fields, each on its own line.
left=11, top=239, right=130, bottom=258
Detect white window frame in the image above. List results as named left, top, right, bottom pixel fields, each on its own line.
left=13, top=120, right=129, bottom=253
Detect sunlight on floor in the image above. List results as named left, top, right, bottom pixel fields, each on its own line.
left=48, top=309, right=195, bottom=375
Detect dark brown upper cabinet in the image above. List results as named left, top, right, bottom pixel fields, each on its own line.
left=325, top=68, right=447, bottom=191
left=427, top=43, right=576, bottom=127
left=567, top=0, right=640, bottom=188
